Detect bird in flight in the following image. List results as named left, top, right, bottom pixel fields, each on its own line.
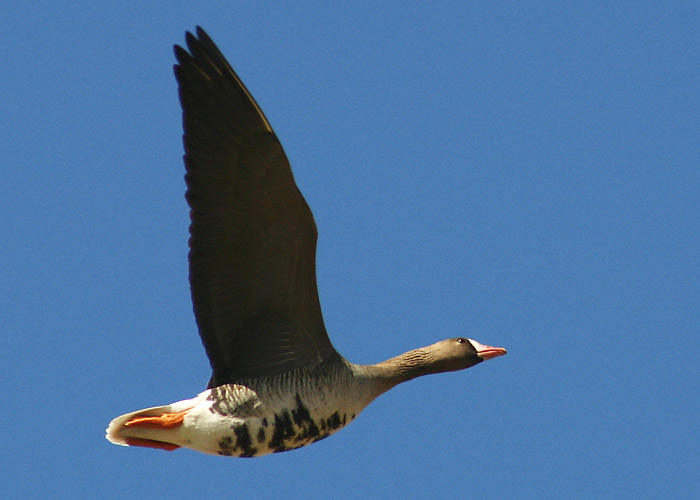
left=106, top=27, right=506, bottom=458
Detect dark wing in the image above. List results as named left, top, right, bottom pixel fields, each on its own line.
left=174, top=27, right=336, bottom=387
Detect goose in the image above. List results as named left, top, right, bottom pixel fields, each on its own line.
left=106, top=27, right=506, bottom=458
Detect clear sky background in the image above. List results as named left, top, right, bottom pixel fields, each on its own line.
left=2, top=2, right=699, bottom=499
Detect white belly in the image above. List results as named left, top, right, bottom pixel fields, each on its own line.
left=116, top=382, right=373, bottom=457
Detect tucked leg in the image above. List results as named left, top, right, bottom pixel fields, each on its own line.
left=124, top=409, right=190, bottom=429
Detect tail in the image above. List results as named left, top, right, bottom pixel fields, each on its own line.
left=106, top=396, right=199, bottom=451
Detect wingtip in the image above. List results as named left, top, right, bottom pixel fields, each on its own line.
left=173, top=43, right=189, bottom=63
left=185, top=30, right=198, bottom=50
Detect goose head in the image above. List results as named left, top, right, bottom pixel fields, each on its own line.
left=417, top=337, right=506, bottom=373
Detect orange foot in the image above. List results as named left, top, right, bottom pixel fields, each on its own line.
left=124, top=409, right=191, bottom=430
left=124, top=437, right=181, bottom=451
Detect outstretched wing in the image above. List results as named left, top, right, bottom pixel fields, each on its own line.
left=174, top=27, right=335, bottom=386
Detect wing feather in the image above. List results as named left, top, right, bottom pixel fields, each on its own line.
left=174, top=27, right=335, bottom=386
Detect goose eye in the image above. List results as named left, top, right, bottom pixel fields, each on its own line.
left=456, top=337, right=466, bottom=344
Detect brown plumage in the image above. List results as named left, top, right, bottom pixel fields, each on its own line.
left=106, top=27, right=505, bottom=457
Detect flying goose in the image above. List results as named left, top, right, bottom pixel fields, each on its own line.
left=106, top=27, right=506, bottom=457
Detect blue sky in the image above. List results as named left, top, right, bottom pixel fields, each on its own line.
left=2, top=2, right=699, bottom=498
